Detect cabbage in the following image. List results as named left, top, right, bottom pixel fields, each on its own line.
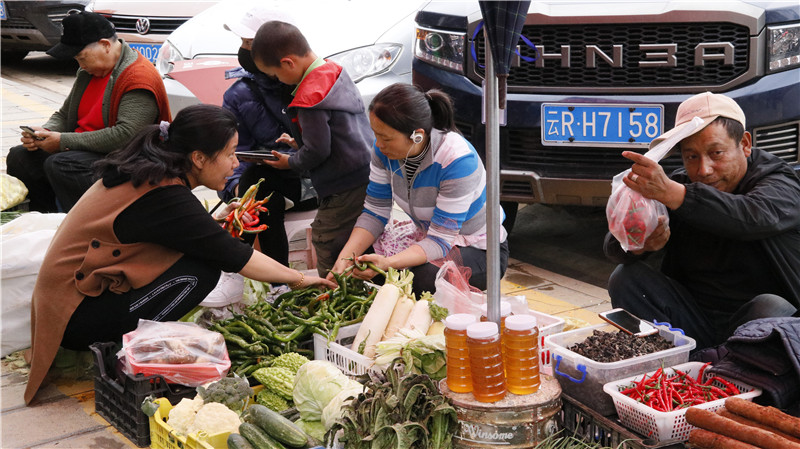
left=293, top=361, right=351, bottom=420
left=321, top=380, right=364, bottom=429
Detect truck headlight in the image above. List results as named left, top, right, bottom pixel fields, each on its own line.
left=767, top=23, right=800, bottom=72
left=156, top=40, right=185, bottom=77
left=414, top=27, right=465, bottom=73
left=328, top=44, right=403, bottom=83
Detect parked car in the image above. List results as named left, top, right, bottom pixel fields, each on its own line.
left=88, top=1, right=219, bottom=64
left=413, top=1, right=800, bottom=231
left=0, top=1, right=90, bottom=63
left=155, top=0, right=428, bottom=113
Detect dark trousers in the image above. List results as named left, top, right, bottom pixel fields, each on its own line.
left=608, top=261, right=798, bottom=350
left=61, top=255, right=221, bottom=350
left=7, top=145, right=102, bottom=212
left=238, top=165, right=318, bottom=266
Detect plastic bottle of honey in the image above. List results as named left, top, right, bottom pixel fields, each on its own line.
left=444, top=314, right=477, bottom=393
left=503, top=314, right=540, bottom=395
left=466, top=321, right=506, bottom=403
left=479, top=300, right=512, bottom=333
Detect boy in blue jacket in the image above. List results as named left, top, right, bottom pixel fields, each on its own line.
left=251, top=20, right=372, bottom=276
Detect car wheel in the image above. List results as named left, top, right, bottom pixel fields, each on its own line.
left=1, top=51, right=29, bottom=64
left=501, top=201, right=519, bottom=234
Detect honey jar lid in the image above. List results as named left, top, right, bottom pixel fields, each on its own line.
left=505, top=314, right=538, bottom=331
left=466, top=321, right=499, bottom=338
left=445, top=313, right=477, bottom=331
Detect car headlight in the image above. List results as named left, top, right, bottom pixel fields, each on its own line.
left=156, top=40, right=185, bottom=77
left=414, top=26, right=465, bottom=73
left=327, top=44, right=403, bottom=83
left=767, top=23, right=800, bottom=73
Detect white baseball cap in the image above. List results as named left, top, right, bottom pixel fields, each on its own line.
left=223, top=7, right=295, bottom=39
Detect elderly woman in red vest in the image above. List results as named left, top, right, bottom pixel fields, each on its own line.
left=24, top=104, right=334, bottom=404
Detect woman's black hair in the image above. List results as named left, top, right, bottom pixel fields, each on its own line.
left=368, top=83, right=459, bottom=136
left=95, top=104, right=238, bottom=187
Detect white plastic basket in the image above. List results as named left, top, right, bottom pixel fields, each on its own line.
left=602, top=361, right=762, bottom=442
left=526, top=309, right=565, bottom=374
left=313, top=323, right=374, bottom=378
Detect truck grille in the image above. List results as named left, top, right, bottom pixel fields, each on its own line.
left=754, top=122, right=800, bottom=164
left=472, top=22, right=750, bottom=92
left=105, top=15, right=190, bottom=35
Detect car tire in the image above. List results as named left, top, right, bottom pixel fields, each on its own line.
left=1, top=51, right=29, bottom=64
left=501, top=201, right=519, bottom=234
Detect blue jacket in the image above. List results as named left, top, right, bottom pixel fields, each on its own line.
left=286, top=61, right=371, bottom=198
left=219, top=68, right=297, bottom=201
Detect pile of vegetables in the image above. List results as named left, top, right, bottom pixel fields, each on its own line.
left=213, top=275, right=376, bottom=376
left=251, top=352, right=310, bottom=413
left=149, top=376, right=252, bottom=437
left=216, top=178, right=271, bottom=239
left=325, top=358, right=457, bottom=449
left=293, top=360, right=364, bottom=442
left=349, top=269, right=449, bottom=379
left=617, top=363, right=741, bottom=412
left=229, top=403, right=317, bottom=449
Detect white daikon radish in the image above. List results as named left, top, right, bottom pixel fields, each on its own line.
left=350, top=283, right=401, bottom=358
left=382, top=295, right=415, bottom=340
left=404, top=299, right=432, bottom=335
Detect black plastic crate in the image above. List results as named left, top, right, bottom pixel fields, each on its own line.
left=558, top=394, right=685, bottom=449
left=90, top=342, right=196, bottom=447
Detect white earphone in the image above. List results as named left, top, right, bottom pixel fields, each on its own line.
left=410, top=131, right=423, bottom=144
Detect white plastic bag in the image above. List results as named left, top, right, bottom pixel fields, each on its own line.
left=432, top=260, right=484, bottom=315
left=1, top=213, right=66, bottom=357
left=607, top=116, right=705, bottom=251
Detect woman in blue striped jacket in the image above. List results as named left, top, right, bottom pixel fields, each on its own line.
left=329, top=83, right=509, bottom=296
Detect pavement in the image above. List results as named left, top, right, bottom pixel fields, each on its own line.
left=1, top=57, right=612, bottom=448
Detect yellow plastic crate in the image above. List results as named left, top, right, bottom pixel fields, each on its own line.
left=149, top=397, right=230, bottom=449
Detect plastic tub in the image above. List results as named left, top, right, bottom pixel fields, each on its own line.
left=603, top=361, right=761, bottom=442
left=545, top=324, right=695, bottom=415
left=312, top=323, right=374, bottom=377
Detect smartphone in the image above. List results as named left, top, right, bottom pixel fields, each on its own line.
left=20, top=126, right=44, bottom=140
left=235, top=150, right=279, bottom=161
left=598, top=308, right=659, bottom=337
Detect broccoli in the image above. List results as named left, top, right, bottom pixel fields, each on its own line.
left=271, top=352, right=310, bottom=375
left=255, top=388, right=290, bottom=412
left=196, top=375, right=253, bottom=412
left=252, top=366, right=294, bottom=400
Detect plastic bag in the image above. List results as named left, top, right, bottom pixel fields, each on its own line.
left=606, top=116, right=705, bottom=251
left=119, top=320, right=230, bottom=386
left=1, top=173, right=28, bottom=210
left=432, top=260, right=484, bottom=315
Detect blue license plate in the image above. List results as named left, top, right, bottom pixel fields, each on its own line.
left=130, top=43, right=161, bottom=64
left=1, top=2, right=7, bottom=20
left=541, top=103, right=663, bottom=147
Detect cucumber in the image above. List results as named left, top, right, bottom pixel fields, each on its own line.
left=243, top=404, right=309, bottom=448
left=227, top=433, right=256, bottom=449
left=239, top=422, right=287, bottom=449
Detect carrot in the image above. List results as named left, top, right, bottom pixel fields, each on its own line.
left=382, top=294, right=415, bottom=340
left=351, top=283, right=401, bottom=358
left=688, top=428, right=759, bottom=449
left=725, top=397, right=800, bottom=439
left=717, top=409, right=800, bottom=444
left=685, top=407, right=800, bottom=449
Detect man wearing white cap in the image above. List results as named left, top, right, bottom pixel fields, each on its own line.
left=604, top=92, right=800, bottom=350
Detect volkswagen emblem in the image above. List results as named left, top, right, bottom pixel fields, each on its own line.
left=135, top=17, right=151, bottom=35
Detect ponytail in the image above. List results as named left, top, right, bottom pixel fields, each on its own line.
left=95, top=104, right=238, bottom=187
left=369, top=83, right=459, bottom=136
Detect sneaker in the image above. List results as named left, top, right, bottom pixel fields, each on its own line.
left=200, top=272, right=244, bottom=307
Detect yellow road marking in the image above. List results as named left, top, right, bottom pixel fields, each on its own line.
left=0, top=87, right=57, bottom=119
